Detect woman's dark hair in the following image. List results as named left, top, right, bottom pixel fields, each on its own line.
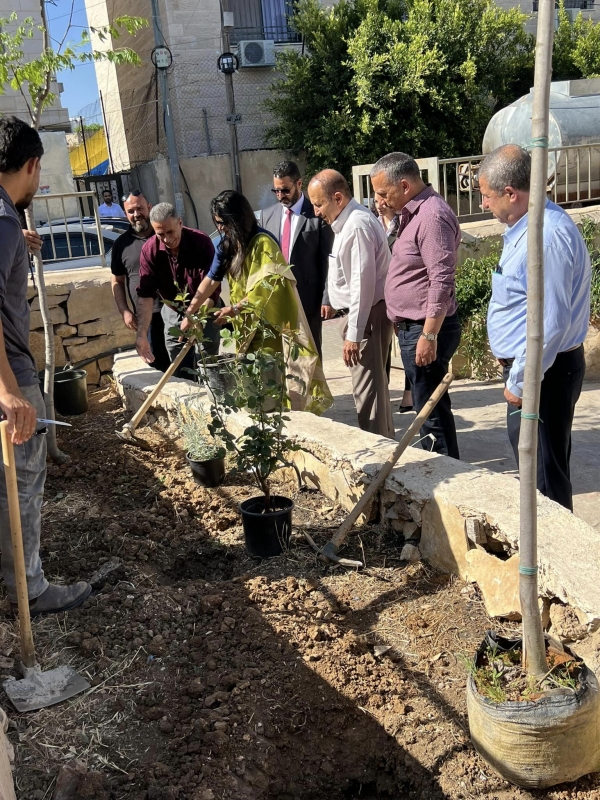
left=210, top=190, right=258, bottom=279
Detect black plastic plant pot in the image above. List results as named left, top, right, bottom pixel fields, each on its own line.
left=186, top=454, right=225, bottom=488
left=240, top=495, right=294, bottom=559
left=200, top=354, right=240, bottom=396
left=40, top=368, right=88, bottom=415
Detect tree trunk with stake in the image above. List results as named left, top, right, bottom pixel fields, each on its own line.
left=25, top=208, right=67, bottom=464
left=22, top=0, right=68, bottom=463
left=519, top=0, right=555, bottom=678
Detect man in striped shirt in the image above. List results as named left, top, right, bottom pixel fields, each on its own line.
left=371, top=152, right=461, bottom=459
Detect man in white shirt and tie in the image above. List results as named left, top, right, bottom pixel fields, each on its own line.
left=259, top=161, right=334, bottom=359
left=308, top=169, right=394, bottom=438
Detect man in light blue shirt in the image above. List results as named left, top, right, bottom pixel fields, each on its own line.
left=480, top=145, right=591, bottom=510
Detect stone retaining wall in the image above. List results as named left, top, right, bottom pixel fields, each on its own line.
left=28, top=267, right=135, bottom=386
left=113, top=353, right=600, bottom=634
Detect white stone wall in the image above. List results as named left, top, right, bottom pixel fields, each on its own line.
left=31, top=133, right=79, bottom=221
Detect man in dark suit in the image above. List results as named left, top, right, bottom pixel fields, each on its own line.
left=259, top=160, right=334, bottom=359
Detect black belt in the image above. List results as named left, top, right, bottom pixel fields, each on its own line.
left=395, top=319, right=425, bottom=331
left=498, top=344, right=582, bottom=369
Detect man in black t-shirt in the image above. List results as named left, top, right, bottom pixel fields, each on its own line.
left=0, top=116, right=91, bottom=615
left=110, top=191, right=170, bottom=372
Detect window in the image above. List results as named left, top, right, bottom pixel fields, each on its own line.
left=41, top=232, right=114, bottom=262
left=230, top=0, right=301, bottom=44
left=534, top=1, right=595, bottom=9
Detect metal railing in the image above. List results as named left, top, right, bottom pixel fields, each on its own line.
left=352, top=143, right=600, bottom=222
left=352, top=156, right=440, bottom=214
left=31, top=190, right=108, bottom=269
left=230, top=0, right=300, bottom=43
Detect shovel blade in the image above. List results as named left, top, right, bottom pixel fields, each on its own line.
left=2, top=665, right=89, bottom=712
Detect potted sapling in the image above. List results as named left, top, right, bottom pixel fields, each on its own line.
left=170, top=283, right=304, bottom=558
left=176, top=401, right=226, bottom=488
left=209, top=335, right=303, bottom=559
left=465, top=1, right=600, bottom=789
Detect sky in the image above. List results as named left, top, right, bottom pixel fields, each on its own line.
left=47, top=0, right=101, bottom=121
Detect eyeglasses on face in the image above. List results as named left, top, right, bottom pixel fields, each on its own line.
left=271, top=187, right=292, bottom=195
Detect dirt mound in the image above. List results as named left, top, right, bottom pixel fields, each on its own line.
left=2, top=389, right=599, bottom=799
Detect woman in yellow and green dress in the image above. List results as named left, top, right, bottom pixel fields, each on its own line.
left=188, top=190, right=332, bottom=415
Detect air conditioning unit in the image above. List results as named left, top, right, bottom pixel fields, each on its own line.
left=238, top=40, right=276, bottom=68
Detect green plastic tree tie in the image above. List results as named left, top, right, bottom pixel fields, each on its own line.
left=519, top=565, right=539, bottom=576
left=509, top=409, right=543, bottom=422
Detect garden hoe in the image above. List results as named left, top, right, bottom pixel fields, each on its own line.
left=304, top=373, right=454, bottom=568
left=116, top=337, right=195, bottom=450
left=0, top=421, right=90, bottom=712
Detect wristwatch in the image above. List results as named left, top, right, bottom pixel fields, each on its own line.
left=421, top=332, right=438, bottom=341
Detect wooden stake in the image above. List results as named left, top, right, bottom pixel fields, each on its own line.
left=0, top=422, right=37, bottom=669
left=520, top=0, right=555, bottom=678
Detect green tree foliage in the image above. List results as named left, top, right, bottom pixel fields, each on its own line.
left=553, top=0, right=600, bottom=80
left=0, top=10, right=147, bottom=128
left=265, top=0, right=533, bottom=177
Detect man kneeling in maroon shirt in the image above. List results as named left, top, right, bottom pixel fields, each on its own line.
left=136, top=202, right=221, bottom=378
left=371, top=152, right=461, bottom=459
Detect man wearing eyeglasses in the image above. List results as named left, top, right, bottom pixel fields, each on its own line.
left=258, top=160, right=334, bottom=359
left=110, top=191, right=170, bottom=372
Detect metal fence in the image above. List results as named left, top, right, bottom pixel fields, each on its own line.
left=352, top=143, right=600, bottom=222
left=230, top=0, right=301, bottom=44
left=31, top=190, right=108, bottom=270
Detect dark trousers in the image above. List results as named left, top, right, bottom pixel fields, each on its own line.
left=397, top=313, right=461, bottom=459
left=161, top=304, right=221, bottom=380
left=148, top=311, right=170, bottom=373
left=306, top=313, right=323, bottom=362
left=504, top=345, right=585, bottom=511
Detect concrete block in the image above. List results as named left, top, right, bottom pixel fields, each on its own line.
left=55, top=324, right=78, bottom=338
left=29, top=331, right=66, bottom=371
left=78, top=319, right=109, bottom=337
left=99, top=355, right=114, bottom=372
left=465, top=550, right=521, bottom=620
left=29, top=306, right=67, bottom=329
left=66, top=279, right=118, bottom=325
left=85, top=361, right=100, bottom=385
left=66, top=329, right=136, bottom=363
left=63, top=336, right=88, bottom=346
left=30, top=293, right=69, bottom=311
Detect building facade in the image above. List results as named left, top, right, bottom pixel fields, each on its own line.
left=85, top=0, right=301, bottom=171
left=0, top=0, right=71, bottom=131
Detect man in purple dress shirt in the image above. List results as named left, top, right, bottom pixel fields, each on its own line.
left=371, top=152, right=461, bottom=459
left=136, top=203, right=221, bottom=378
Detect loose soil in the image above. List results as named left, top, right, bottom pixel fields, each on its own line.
left=1, top=388, right=600, bottom=800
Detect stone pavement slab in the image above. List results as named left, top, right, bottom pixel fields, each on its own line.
left=319, top=317, right=600, bottom=531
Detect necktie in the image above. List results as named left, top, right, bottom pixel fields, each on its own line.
left=281, top=207, right=292, bottom=263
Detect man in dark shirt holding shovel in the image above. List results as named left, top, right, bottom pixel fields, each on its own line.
left=0, top=116, right=91, bottom=615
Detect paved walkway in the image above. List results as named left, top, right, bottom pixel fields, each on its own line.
left=319, top=318, right=600, bottom=531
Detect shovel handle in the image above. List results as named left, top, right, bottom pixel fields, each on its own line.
left=128, top=337, right=196, bottom=433
left=330, top=373, right=454, bottom=549
left=0, top=421, right=36, bottom=669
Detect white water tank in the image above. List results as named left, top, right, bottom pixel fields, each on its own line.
left=483, top=78, right=600, bottom=187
